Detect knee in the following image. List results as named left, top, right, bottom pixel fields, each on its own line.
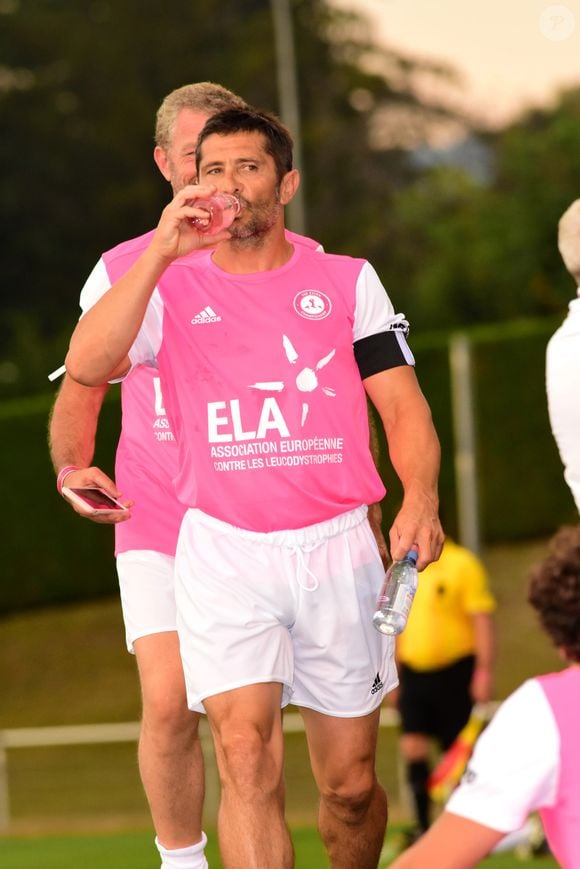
left=320, top=768, right=377, bottom=824
left=216, top=724, right=281, bottom=797
left=141, top=688, right=198, bottom=744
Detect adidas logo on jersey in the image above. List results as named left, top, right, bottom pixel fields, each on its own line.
left=370, top=672, right=384, bottom=695
left=191, top=306, right=221, bottom=324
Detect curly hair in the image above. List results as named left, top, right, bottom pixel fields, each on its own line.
left=528, top=524, right=580, bottom=663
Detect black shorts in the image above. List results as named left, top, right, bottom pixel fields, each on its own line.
left=398, top=655, right=475, bottom=750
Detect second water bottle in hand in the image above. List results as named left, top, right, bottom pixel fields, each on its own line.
left=372, top=549, right=419, bottom=636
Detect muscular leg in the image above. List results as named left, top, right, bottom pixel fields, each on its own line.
left=301, top=706, right=387, bottom=869
left=400, top=733, right=431, bottom=833
left=134, top=632, right=204, bottom=848
left=204, top=683, right=293, bottom=869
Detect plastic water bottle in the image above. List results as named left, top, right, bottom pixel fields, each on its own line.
left=372, top=550, right=419, bottom=635
left=188, top=192, right=240, bottom=234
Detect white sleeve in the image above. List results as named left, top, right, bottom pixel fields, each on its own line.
left=353, top=262, right=413, bottom=354
left=128, top=288, right=164, bottom=368
left=79, top=259, right=111, bottom=314
left=78, top=257, right=162, bottom=373
left=446, top=680, right=559, bottom=832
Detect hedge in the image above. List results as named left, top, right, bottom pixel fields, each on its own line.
left=1, top=392, right=121, bottom=614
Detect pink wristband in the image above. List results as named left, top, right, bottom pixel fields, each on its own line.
left=57, top=465, right=79, bottom=495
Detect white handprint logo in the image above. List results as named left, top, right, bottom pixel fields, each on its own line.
left=248, top=334, right=336, bottom=426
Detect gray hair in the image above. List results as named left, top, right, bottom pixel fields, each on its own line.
left=155, top=82, right=247, bottom=150
left=558, top=199, right=580, bottom=282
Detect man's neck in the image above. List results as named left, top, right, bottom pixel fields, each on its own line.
left=211, top=221, right=294, bottom=275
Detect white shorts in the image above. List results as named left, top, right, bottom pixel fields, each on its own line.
left=174, top=506, right=398, bottom=716
left=116, top=550, right=176, bottom=654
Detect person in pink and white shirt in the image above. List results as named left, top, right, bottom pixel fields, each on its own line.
left=50, top=82, right=385, bottom=869
left=49, top=83, right=260, bottom=869
left=65, top=106, right=444, bottom=868
left=391, top=522, right=580, bottom=869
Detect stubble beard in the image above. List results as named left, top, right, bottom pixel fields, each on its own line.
left=228, top=190, right=282, bottom=249
left=169, top=167, right=283, bottom=250
left=169, top=162, right=197, bottom=195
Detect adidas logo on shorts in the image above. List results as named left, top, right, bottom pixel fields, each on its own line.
left=370, top=672, right=384, bottom=695
left=191, top=305, right=222, bottom=324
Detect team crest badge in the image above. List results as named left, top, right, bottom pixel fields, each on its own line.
left=293, top=290, right=332, bottom=320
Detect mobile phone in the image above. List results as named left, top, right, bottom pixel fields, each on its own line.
left=61, top=486, right=128, bottom=515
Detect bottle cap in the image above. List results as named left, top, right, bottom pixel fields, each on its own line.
left=405, top=549, right=418, bottom=564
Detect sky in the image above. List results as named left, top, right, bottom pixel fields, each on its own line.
left=333, top=0, right=580, bottom=129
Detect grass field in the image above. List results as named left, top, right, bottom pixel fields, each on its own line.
left=0, top=536, right=563, bottom=865
left=0, top=827, right=559, bottom=869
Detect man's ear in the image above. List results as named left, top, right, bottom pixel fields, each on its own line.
left=279, top=169, right=300, bottom=205
left=153, top=146, right=172, bottom=182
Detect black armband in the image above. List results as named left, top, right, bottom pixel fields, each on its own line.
left=354, top=330, right=415, bottom=379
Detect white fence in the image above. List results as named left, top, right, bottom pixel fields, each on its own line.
left=0, top=708, right=403, bottom=832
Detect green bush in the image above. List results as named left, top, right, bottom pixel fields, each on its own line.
left=471, top=318, right=577, bottom=539
left=0, top=391, right=121, bottom=614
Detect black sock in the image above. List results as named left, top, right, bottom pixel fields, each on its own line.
left=407, top=759, right=430, bottom=832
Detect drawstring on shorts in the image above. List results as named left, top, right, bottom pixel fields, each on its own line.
left=290, top=542, right=321, bottom=592
left=185, top=504, right=369, bottom=595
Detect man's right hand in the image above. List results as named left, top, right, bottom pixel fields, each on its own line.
left=149, top=183, right=234, bottom=263
left=59, top=467, right=133, bottom=524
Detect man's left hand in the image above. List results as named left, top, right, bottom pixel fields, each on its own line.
left=389, top=492, right=444, bottom=571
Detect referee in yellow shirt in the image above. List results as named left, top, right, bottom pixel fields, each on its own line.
left=395, top=538, right=496, bottom=842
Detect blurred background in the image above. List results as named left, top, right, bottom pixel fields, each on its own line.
left=1, top=0, right=579, bottom=858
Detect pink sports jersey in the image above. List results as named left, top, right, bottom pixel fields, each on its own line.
left=537, top=668, right=580, bottom=868
left=82, top=230, right=324, bottom=553
left=129, top=245, right=413, bottom=532
left=113, top=365, right=184, bottom=555
left=81, top=230, right=183, bottom=556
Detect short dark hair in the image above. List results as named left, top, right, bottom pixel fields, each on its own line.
left=528, top=524, right=580, bottom=663
left=196, top=107, right=293, bottom=183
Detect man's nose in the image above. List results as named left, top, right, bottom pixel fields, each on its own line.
left=222, top=167, right=241, bottom=194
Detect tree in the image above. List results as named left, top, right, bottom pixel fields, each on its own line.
left=0, top=0, right=455, bottom=397
left=383, top=88, right=580, bottom=331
